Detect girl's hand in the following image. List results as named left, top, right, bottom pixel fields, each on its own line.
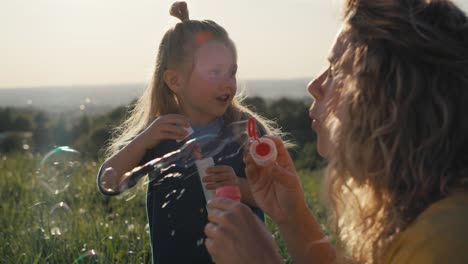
left=138, top=114, right=191, bottom=149
left=203, top=165, right=238, bottom=190
left=205, top=198, right=282, bottom=264
left=244, top=136, right=306, bottom=224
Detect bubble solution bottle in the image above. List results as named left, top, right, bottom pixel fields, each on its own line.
left=247, top=117, right=277, bottom=167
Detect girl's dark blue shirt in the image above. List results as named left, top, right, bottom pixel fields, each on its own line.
left=136, top=118, right=263, bottom=264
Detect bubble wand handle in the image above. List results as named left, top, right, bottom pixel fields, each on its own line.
left=247, top=117, right=260, bottom=142
left=247, top=117, right=277, bottom=167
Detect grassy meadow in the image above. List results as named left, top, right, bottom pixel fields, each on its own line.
left=0, top=152, right=327, bottom=263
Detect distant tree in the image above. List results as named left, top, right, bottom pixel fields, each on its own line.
left=0, top=133, right=24, bottom=153
left=11, top=115, right=32, bottom=131
left=243, top=97, right=268, bottom=116
left=32, top=112, right=52, bottom=153
left=72, top=114, right=90, bottom=142
left=269, top=98, right=314, bottom=145
left=52, top=114, right=72, bottom=146
left=293, top=142, right=324, bottom=170
left=0, top=108, right=13, bottom=132
left=108, top=105, right=128, bottom=124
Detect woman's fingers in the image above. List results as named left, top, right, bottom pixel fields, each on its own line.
left=264, top=136, right=295, bottom=168
left=207, top=197, right=239, bottom=211
left=207, top=200, right=250, bottom=228
left=244, top=154, right=261, bottom=182
left=245, top=147, right=298, bottom=188
left=204, top=237, right=216, bottom=256
left=204, top=221, right=221, bottom=239
left=204, top=199, right=282, bottom=264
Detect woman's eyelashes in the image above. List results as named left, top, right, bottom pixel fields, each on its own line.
left=326, top=66, right=334, bottom=80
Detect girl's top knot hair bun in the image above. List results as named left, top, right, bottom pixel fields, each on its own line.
left=170, top=1, right=190, bottom=21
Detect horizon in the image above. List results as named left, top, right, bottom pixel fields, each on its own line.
left=0, top=77, right=311, bottom=90
left=0, top=79, right=313, bottom=115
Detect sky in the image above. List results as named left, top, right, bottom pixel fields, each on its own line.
left=1, top=0, right=468, bottom=89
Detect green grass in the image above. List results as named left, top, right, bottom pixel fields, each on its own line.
left=0, top=153, right=327, bottom=263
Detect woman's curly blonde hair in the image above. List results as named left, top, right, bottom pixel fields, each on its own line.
left=325, top=0, right=468, bottom=262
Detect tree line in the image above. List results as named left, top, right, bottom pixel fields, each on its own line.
left=0, top=97, right=322, bottom=170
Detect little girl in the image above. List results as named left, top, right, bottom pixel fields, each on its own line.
left=96, top=2, right=280, bottom=263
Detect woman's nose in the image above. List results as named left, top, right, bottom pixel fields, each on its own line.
left=308, top=70, right=326, bottom=101
left=308, top=79, right=322, bottom=101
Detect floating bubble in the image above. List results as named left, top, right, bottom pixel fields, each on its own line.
left=39, top=146, right=81, bottom=194
left=49, top=201, right=72, bottom=236
left=196, top=238, right=204, bottom=247
left=98, top=120, right=250, bottom=196
left=74, top=249, right=108, bottom=263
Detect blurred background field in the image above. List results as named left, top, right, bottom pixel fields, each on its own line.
left=0, top=154, right=326, bottom=263
left=0, top=93, right=327, bottom=263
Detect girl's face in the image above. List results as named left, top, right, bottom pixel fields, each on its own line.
left=179, top=40, right=237, bottom=125
left=308, top=30, right=347, bottom=158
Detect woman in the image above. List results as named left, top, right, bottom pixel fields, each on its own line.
left=204, top=0, right=468, bottom=263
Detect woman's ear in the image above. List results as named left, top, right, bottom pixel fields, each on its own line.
left=163, top=69, right=182, bottom=94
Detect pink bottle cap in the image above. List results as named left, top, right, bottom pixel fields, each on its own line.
left=215, top=186, right=241, bottom=201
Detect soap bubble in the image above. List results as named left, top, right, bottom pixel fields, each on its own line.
left=49, top=202, right=72, bottom=236
left=74, top=249, right=109, bottom=263
left=39, top=146, right=81, bottom=194
left=98, top=120, right=250, bottom=195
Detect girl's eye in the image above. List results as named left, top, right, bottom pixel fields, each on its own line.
left=210, top=69, right=221, bottom=76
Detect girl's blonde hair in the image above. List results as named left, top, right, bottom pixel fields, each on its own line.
left=105, top=2, right=279, bottom=157
left=326, top=0, right=468, bottom=262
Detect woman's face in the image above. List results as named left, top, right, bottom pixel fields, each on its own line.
left=308, top=30, right=347, bottom=158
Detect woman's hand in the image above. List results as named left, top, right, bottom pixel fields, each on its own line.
left=138, top=114, right=191, bottom=149
left=244, top=136, right=306, bottom=224
left=205, top=198, right=282, bottom=264
left=202, top=165, right=238, bottom=190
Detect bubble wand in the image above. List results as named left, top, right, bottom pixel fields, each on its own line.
left=247, top=117, right=277, bottom=167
